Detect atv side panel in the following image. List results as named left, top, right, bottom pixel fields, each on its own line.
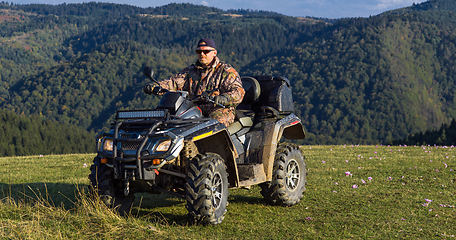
left=193, top=129, right=239, bottom=188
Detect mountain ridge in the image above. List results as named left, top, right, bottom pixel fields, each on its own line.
left=1, top=0, right=456, bottom=145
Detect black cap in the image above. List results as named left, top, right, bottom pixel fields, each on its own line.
left=196, top=38, right=216, bottom=50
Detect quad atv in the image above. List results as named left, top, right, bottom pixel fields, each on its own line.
left=89, top=67, right=307, bottom=225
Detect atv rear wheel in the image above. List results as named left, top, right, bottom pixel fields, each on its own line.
left=185, top=153, right=229, bottom=225
left=260, top=143, right=307, bottom=206
left=89, top=156, right=134, bottom=215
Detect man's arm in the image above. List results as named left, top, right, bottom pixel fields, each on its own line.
left=219, top=66, right=245, bottom=108
left=157, top=66, right=194, bottom=92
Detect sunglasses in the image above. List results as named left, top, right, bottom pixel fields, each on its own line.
left=196, top=49, right=214, bottom=55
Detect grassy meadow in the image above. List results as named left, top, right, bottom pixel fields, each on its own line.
left=0, top=145, right=455, bottom=239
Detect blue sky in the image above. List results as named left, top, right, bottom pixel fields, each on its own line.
left=11, top=0, right=427, bottom=18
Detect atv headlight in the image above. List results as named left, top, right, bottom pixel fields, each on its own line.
left=154, top=139, right=171, bottom=152
left=103, top=138, right=114, bottom=152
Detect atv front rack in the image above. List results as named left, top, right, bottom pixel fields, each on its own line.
left=97, top=116, right=212, bottom=179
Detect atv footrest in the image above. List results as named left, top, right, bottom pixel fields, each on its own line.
left=237, top=163, right=266, bottom=187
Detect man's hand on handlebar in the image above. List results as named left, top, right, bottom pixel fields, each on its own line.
left=214, top=93, right=230, bottom=107
left=192, top=92, right=227, bottom=108
left=143, top=84, right=166, bottom=95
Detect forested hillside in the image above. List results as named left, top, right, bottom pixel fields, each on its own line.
left=0, top=109, right=94, bottom=156
left=1, top=0, right=456, bottom=147
left=244, top=0, right=456, bottom=143
left=392, top=118, right=456, bottom=146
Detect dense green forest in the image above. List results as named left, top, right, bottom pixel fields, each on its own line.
left=1, top=0, right=456, bottom=155
left=0, top=109, right=94, bottom=156
left=392, top=118, right=456, bottom=146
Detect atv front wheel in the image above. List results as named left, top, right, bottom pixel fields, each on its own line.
left=260, top=143, right=307, bottom=206
left=185, top=153, right=229, bottom=225
left=89, top=156, right=134, bottom=215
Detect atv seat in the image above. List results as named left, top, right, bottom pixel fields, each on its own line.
left=228, top=77, right=261, bottom=135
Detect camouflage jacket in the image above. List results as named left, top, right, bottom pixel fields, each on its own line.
left=158, top=56, right=245, bottom=114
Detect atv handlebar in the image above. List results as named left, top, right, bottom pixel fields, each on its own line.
left=143, top=84, right=169, bottom=95
left=193, top=92, right=226, bottom=108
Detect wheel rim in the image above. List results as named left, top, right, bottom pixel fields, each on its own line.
left=286, top=159, right=300, bottom=191
left=211, top=172, right=223, bottom=209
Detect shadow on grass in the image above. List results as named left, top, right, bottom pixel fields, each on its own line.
left=0, top=182, right=83, bottom=208
left=228, top=186, right=265, bottom=205
left=131, top=191, right=267, bottom=226
left=229, top=193, right=264, bottom=205
left=0, top=182, right=267, bottom=226
left=132, top=207, right=188, bottom=225
left=130, top=193, right=188, bottom=225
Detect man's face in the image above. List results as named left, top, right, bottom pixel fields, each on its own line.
left=196, top=46, right=217, bottom=66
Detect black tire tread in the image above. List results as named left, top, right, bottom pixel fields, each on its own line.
left=185, top=153, right=229, bottom=225
left=260, top=143, right=307, bottom=206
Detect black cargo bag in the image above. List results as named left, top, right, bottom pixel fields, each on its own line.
left=251, top=75, right=294, bottom=114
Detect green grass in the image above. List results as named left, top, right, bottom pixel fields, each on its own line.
left=0, top=145, right=455, bottom=239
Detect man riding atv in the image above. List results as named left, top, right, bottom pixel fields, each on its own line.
left=89, top=38, right=307, bottom=226
left=143, top=38, right=245, bottom=127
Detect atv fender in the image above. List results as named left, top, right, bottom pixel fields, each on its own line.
left=282, top=120, right=306, bottom=140
left=261, top=114, right=306, bottom=181
left=192, top=129, right=239, bottom=188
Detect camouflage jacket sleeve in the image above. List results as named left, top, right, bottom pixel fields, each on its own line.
left=157, top=67, right=192, bottom=92
left=219, top=65, right=245, bottom=108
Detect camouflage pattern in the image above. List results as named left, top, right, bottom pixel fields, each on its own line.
left=209, top=107, right=236, bottom=127
left=158, top=56, right=245, bottom=126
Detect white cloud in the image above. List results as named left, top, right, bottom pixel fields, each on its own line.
left=201, top=1, right=209, bottom=6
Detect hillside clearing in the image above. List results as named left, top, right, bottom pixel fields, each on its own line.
left=0, top=145, right=454, bottom=239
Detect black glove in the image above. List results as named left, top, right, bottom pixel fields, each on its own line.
left=214, top=93, right=230, bottom=107
left=143, top=84, right=162, bottom=95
